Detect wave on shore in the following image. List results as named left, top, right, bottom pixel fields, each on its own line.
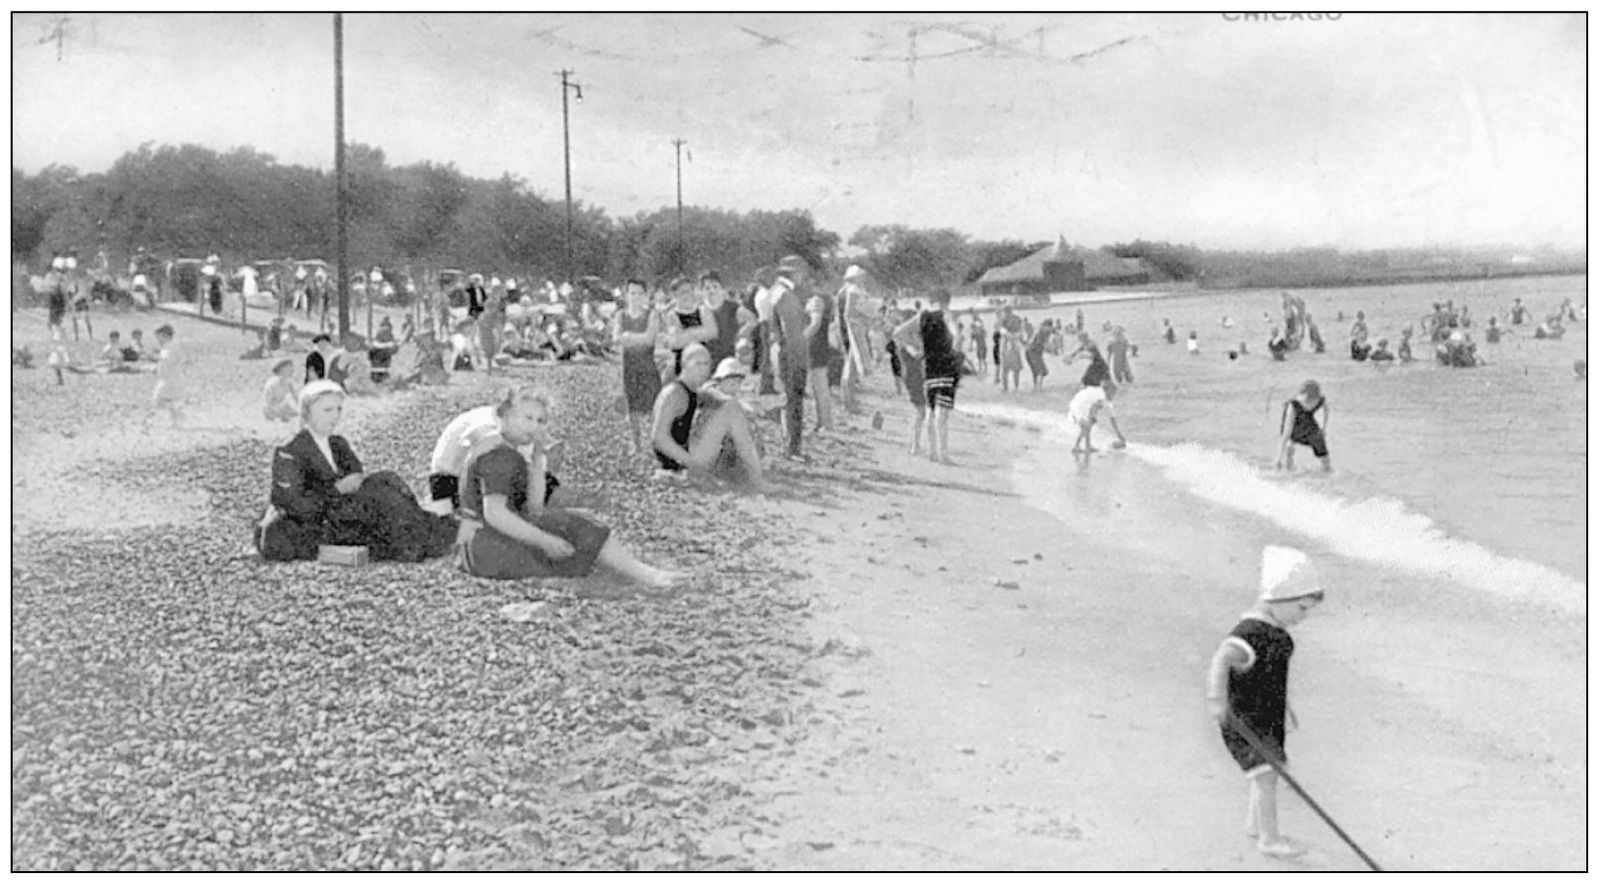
left=962, top=402, right=1585, bottom=615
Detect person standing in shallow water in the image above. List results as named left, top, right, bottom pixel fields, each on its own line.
left=1275, top=379, right=1330, bottom=472
left=1025, top=319, right=1053, bottom=391
left=1107, top=327, right=1135, bottom=384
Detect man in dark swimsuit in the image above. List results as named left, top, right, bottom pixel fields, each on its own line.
left=665, top=276, right=717, bottom=376
left=699, top=271, right=748, bottom=366
left=893, top=289, right=961, bottom=464
left=650, top=343, right=773, bottom=490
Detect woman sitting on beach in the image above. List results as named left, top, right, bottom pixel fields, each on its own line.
left=457, top=385, right=686, bottom=589
left=256, top=380, right=456, bottom=562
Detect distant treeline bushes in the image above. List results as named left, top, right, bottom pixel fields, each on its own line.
left=11, top=143, right=1584, bottom=294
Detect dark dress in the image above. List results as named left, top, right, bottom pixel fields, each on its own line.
left=1080, top=346, right=1111, bottom=387
left=465, top=284, right=487, bottom=320
left=257, top=429, right=455, bottom=562
left=808, top=293, right=837, bottom=370
left=1026, top=325, right=1052, bottom=379
left=47, top=278, right=67, bottom=327
left=1283, top=396, right=1328, bottom=458
left=708, top=299, right=741, bottom=365
left=459, top=445, right=611, bottom=580
left=619, top=309, right=661, bottom=416
left=1220, top=617, right=1295, bottom=770
left=305, top=351, right=326, bottom=383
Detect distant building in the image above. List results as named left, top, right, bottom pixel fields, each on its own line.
left=976, top=236, right=1152, bottom=301
left=976, top=237, right=1087, bottom=301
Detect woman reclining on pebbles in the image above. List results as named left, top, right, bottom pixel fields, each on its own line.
left=456, top=385, right=687, bottom=590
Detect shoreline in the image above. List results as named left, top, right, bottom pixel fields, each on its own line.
left=940, top=270, right=1586, bottom=315
left=9, top=306, right=1583, bottom=870
left=742, top=385, right=1581, bottom=870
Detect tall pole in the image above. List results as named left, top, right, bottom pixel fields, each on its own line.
left=672, top=138, right=687, bottom=271
left=334, top=13, right=349, bottom=340
left=560, top=69, right=581, bottom=286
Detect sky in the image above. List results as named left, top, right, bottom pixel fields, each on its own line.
left=10, top=12, right=1587, bottom=251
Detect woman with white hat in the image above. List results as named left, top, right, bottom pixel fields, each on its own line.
left=256, top=380, right=454, bottom=562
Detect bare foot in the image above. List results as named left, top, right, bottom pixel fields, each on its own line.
left=641, top=568, right=688, bottom=592
left=1256, top=837, right=1305, bottom=858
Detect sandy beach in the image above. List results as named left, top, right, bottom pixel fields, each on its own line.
left=736, top=397, right=1583, bottom=870
left=10, top=303, right=1584, bottom=871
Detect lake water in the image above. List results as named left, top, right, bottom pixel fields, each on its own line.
left=954, top=274, right=1587, bottom=607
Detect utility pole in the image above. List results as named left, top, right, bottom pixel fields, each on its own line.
left=334, top=13, right=349, bottom=340
left=559, top=69, right=583, bottom=285
left=672, top=138, right=688, bottom=271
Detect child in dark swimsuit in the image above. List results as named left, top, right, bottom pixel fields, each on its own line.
left=1276, top=380, right=1330, bottom=472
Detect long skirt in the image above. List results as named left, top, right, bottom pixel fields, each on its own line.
left=461, top=509, right=612, bottom=580
left=258, top=471, right=456, bottom=562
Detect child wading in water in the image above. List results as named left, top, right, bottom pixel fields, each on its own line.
left=1205, top=545, right=1325, bottom=858
left=1276, top=379, right=1330, bottom=472
left=1067, top=380, right=1127, bottom=452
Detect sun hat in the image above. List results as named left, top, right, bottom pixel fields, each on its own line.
left=844, top=264, right=866, bottom=280
left=1260, top=546, right=1323, bottom=602
left=298, top=379, right=346, bottom=409
left=712, top=357, right=747, bottom=381
left=777, top=255, right=809, bottom=276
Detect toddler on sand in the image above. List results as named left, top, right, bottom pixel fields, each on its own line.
left=149, top=325, right=186, bottom=429
left=1205, top=546, right=1325, bottom=858
left=263, top=358, right=299, bottom=422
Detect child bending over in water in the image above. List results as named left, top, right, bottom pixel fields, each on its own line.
left=1067, top=380, right=1127, bottom=453
left=1276, top=379, right=1330, bottom=472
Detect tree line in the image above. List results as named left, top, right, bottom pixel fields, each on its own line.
left=11, top=143, right=840, bottom=290
left=13, top=142, right=1578, bottom=297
